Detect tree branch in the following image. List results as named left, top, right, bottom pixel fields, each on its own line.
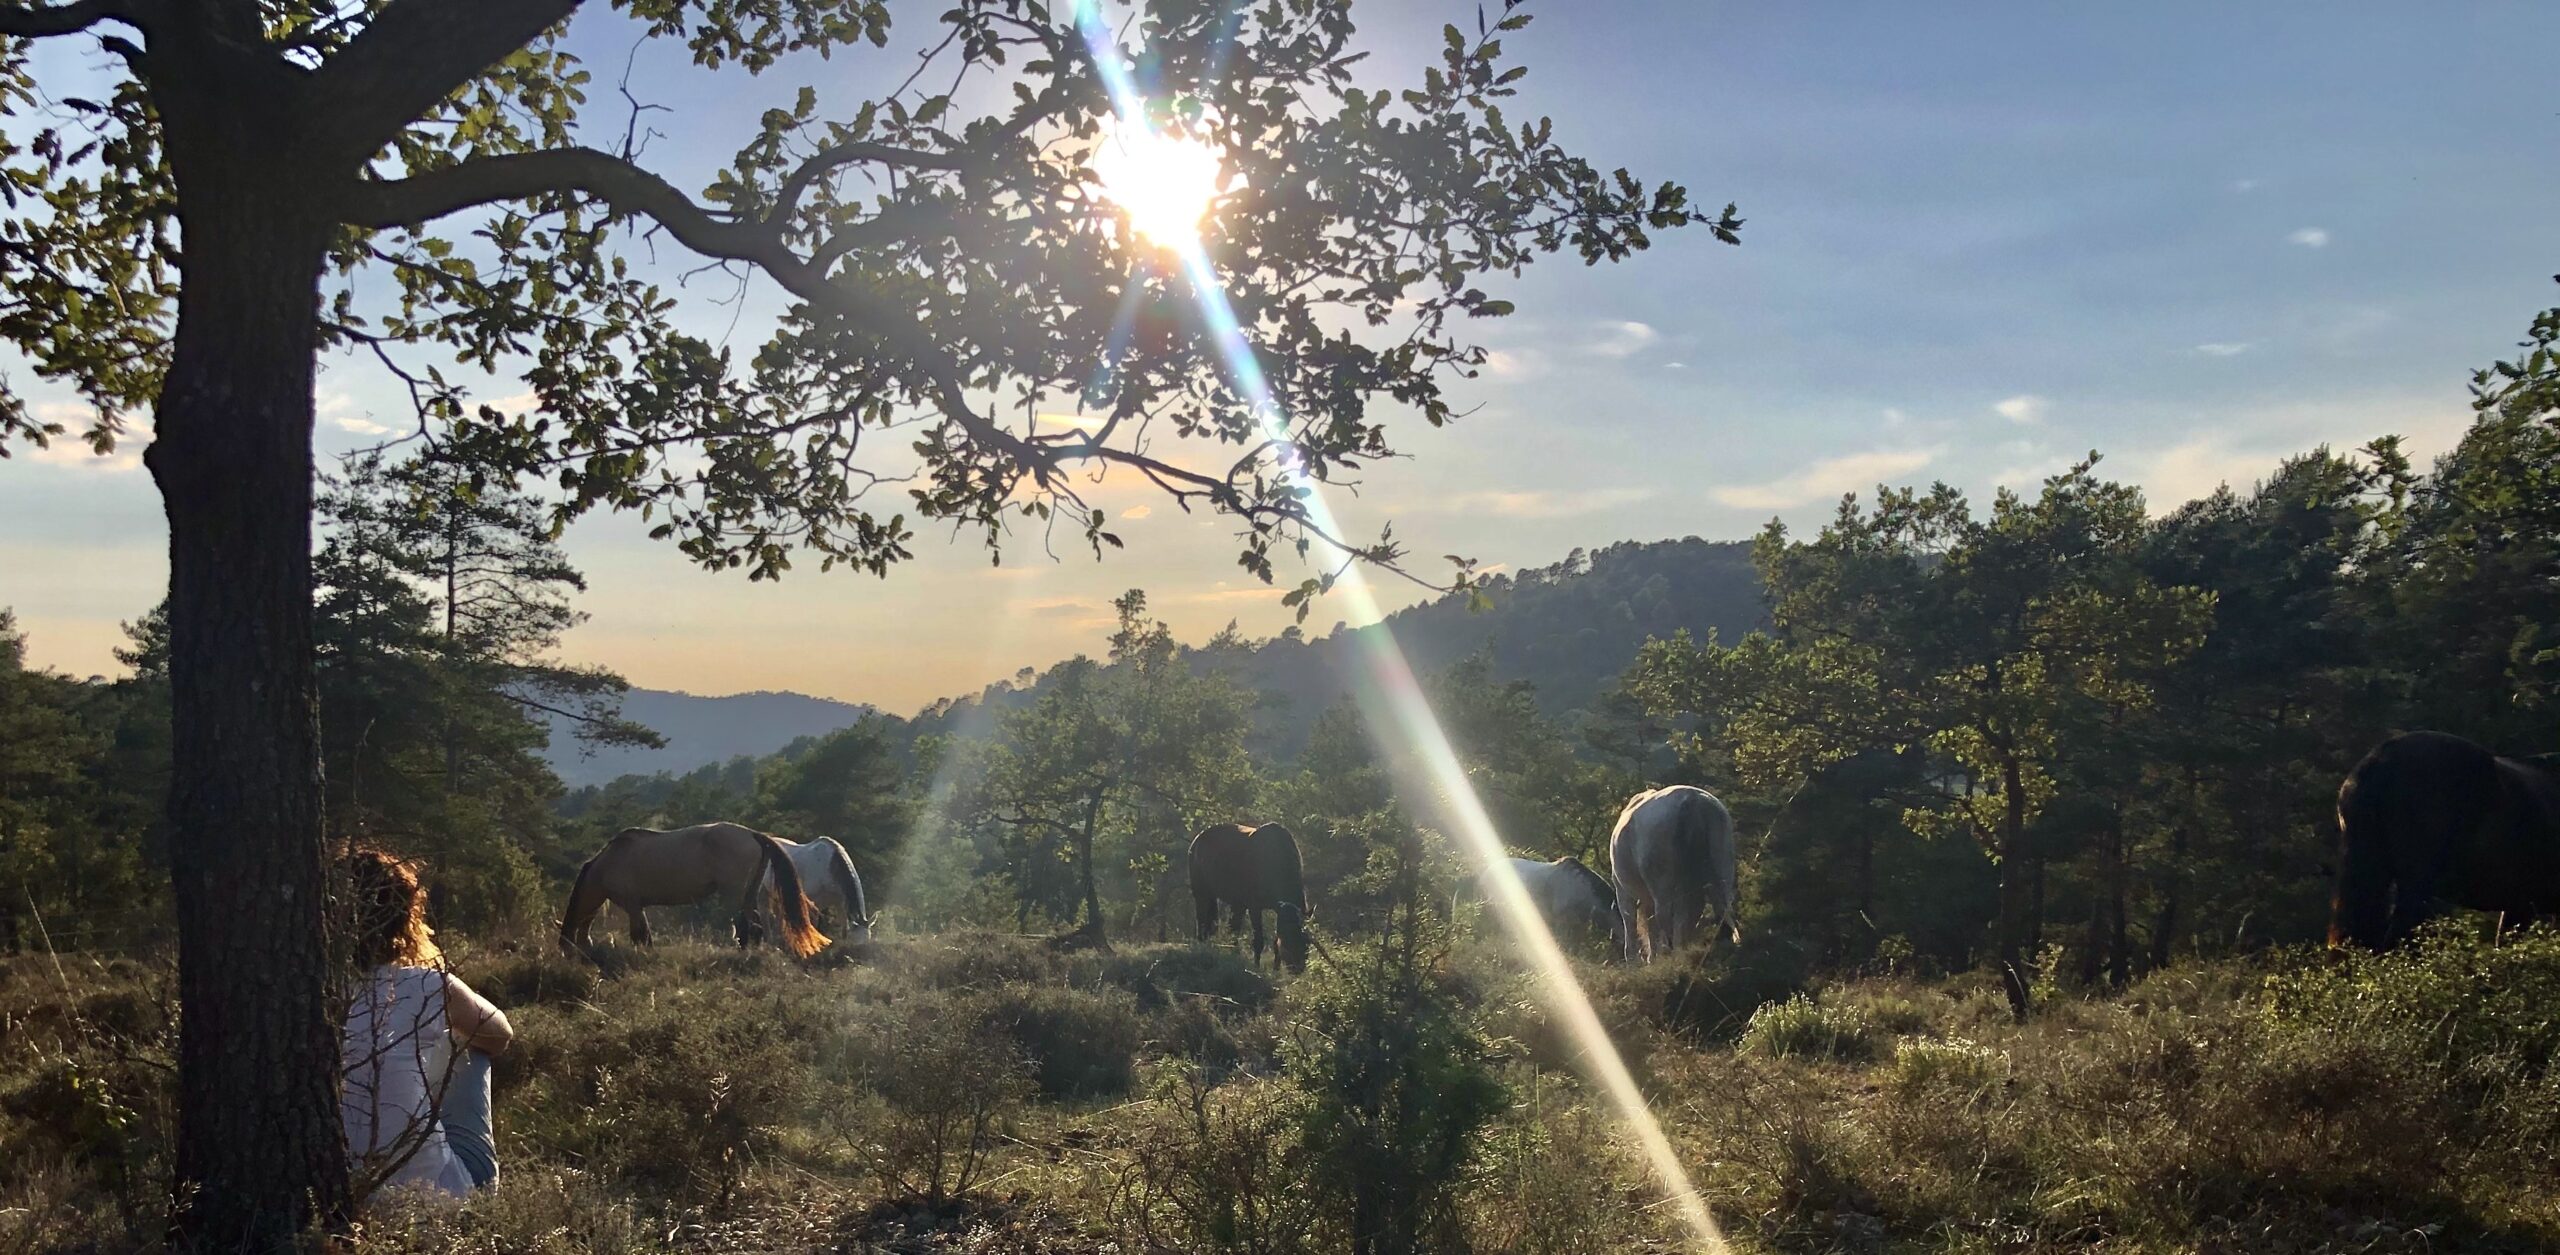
left=307, top=0, right=578, bottom=165
left=0, top=0, right=139, bottom=37
left=342, top=145, right=1055, bottom=483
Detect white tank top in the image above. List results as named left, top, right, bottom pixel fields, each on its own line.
left=341, top=965, right=471, bottom=1197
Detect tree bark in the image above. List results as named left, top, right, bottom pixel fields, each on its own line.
left=1995, top=757, right=2035, bottom=1018
left=145, top=103, right=348, bottom=1246
left=1075, top=788, right=1106, bottom=942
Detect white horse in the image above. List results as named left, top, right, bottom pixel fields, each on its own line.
left=1608, top=786, right=1739, bottom=963
left=758, top=835, right=877, bottom=944
left=1455, top=856, right=1622, bottom=954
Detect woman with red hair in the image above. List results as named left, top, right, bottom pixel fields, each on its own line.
left=338, top=846, right=513, bottom=1199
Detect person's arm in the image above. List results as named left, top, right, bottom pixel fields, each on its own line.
left=442, top=975, right=514, bottom=1057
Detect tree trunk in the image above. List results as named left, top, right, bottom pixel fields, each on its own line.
left=2106, top=806, right=2131, bottom=988
left=145, top=129, right=347, bottom=1245
left=1075, top=789, right=1107, bottom=944
left=2152, top=818, right=2188, bottom=971
left=1995, top=758, right=2035, bottom=1018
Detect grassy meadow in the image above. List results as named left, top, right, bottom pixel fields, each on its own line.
left=6, top=919, right=2558, bottom=1255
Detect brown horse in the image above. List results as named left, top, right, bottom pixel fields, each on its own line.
left=2331, top=731, right=2560, bottom=949
left=559, top=822, right=830, bottom=960
left=1189, top=822, right=1311, bottom=972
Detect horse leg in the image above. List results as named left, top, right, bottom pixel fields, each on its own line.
left=1250, top=909, right=1268, bottom=969
left=1194, top=891, right=1219, bottom=944
left=627, top=904, right=653, bottom=947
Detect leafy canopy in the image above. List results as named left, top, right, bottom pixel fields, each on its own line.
left=0, top=0, right=1735, bottom=598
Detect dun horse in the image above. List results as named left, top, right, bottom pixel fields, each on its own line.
left=559, top=822, right=830, bottom=960
left=2331, top=731, right=2560, bottom=949
left=1189, top=822, right=1312, bottom=972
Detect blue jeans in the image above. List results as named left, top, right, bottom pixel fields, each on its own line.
left=441, top=1049, right=498, bottom=1190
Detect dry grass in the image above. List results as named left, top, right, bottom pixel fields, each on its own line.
left=4, top=928, right=2559, bottom=1253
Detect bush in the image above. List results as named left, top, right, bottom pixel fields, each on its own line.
left=1741, top=994, right=1884, bottom=1063
left=1116, top=1066, right=1320, bottom=1255
left=2265, top=923, right=2560, bottom=1086
left=855, top=996, right=1035, bottom=1204
left=1282, top=888, right=1507, bottom=1255
left=973, top=982, right=1144, bottom=1099
left=1888, top=1035, right=2002, bottom=1097
left=506, top=993, right=812, bottom=1206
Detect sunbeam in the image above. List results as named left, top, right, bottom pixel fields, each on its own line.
left=1069, top=5, right=1729, bottom=1250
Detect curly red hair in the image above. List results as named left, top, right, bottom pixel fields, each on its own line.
left=341, top=844, right=441, bottom=969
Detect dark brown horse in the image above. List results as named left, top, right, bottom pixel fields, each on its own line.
left=2331, top=731, right=2560, bottom=949
left=1189, top=822, right=1311, bottom=972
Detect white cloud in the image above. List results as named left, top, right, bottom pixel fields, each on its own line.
left=2231, top=178, right=2262, bottom=194
left=1664, top=361, right=1688, bottom=370
left=2288, top=227, right=2330, bottom=248
left=1427, top=485, right=1657, bottom=519
left=2120, top=392, right=2477, bottom=515
left=2193, top=342, right=2254, bottom=357
left=1709, top=446, right=1941, bottom=511
left=334, top=416, right=397, bottom=436
left=1882, top=407, right=1910, bottom=428
left=22, top=403, right=147, bottom=472
left=1483, top=348, right=1549, bottom=381
left=1583, top=320, right=1659, bottom=359
left=1119, top=504, right=1151, bottom=520
left=1993, top=395, right=2046, bottom=425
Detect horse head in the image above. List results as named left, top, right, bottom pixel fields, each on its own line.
left=1274, top=903, right=1310, bottom=973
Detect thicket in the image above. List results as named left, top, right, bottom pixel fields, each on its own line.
left=7, top=926, right=2560, bottom=1253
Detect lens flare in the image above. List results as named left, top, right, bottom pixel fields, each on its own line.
left=1090, top=117, right=1232, bottom=249
left=1071, top=5, right=1727, bottom=1250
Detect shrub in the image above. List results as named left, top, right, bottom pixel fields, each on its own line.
left=1083, top=942, right=1276, bottom=1012
left=2264, top=923, right=2560, bottom=1085
left=973, top=982, right=1144, bottom=1099
left=856, top=996, right=1035, bottom=1205
left=1282, top=886, right=1507, bottom=1255
left=1888, top=1035, right=2002, bottom=1096
left=1741, top=994, right=1884, bottom=1063
left=1116, top=1065, right=1320, bottom=1255
left=507, top=994, right=811, bottom=1206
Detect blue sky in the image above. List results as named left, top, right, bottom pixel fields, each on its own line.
left=4, top=2, right=2555, bottom=710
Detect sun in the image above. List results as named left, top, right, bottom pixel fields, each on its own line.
left=1089, top=118, right=1234, bottom=250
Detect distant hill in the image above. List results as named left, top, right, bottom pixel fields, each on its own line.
left=1208, top=536, right=1766, bottom=757
left=543, top=688, right=874, bottom=788
left=554, top=536, right=1767, bottom=799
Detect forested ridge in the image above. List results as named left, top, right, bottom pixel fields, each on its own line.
left=12, top=286, right=2560, bottom=979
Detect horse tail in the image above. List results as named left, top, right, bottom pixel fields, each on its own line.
left=559, top=849, right=611, bottom=955
left=1679, top=789, right=1740, bottom=945
left=750, top=832, right=830, bottom=959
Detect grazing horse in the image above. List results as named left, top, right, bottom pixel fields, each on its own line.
left=558, top=822, right=830, bottom=960
left=2331, top=731, right=2560, bottom=949
left=1454, top=856, right=1622, bottom=956
left=759, top=836, right=878, bottom=945
left=1609, top=785, right=1739, bottom=963
left=1189, top=822, right=1311, bottom=973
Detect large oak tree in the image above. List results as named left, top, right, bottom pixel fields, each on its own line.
left=0, top=0, right=1730, bottom=1244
